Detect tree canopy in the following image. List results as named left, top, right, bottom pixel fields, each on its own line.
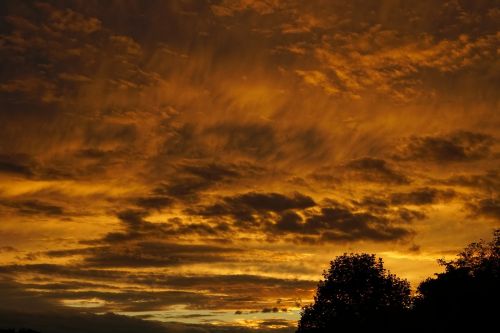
left=298, top=229, right=499, bottom=332
left=413, top=229, right=499, bottom=331
left=297, top=253, right=411, bottom=332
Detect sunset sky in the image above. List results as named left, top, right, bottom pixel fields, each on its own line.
left=0, top=1, right=499, bottom=332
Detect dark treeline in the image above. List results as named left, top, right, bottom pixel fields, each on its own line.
left=297, top=229, right=499, bottom=333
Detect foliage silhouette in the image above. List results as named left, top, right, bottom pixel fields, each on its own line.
left=297, top=253, right=411, bottom=332
left=413, top=229, right=499, bottom=331
left=297, top=230, right=500, bottom=332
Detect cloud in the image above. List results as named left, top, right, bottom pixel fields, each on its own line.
left=152, top=162, right=245, bottom=201
left=133, top=196, right=174, bottom=210
left=0, top=264, right=120, bottom=280
left=0, top=154, right=35, bottom=177
left=204, top=123, right=278, bottom=159
left=355, top=196, right=390, bottom=211
left=0, top=246, right=17, bottom=253
left=0, top=267, right=314, bottom=314
left=211, top=0, right=282, bottom=17
left=0, top=199, right=65, bottom=216
left=390, top=187, right=456, bottom=206
left=36, top=3, right=102, bottom=34
left=191, top=192, right=316, bottom=228
left=0, top=0, right=499, bottom=329
left=225, top=192, right=315, bottom=212
left=189, top=190, right=415, bottom=243
left=0, top=309, right=202, bottom=333
left=46, top=240, right=241, bottom=268
left=394, top=131, right=496, bottom=162
left=79, top=208, right=236, bottom=246
left=262, top=307, right=280, bottom=313
left=1, top=306, right=296, bottom=333
left=291, top=3, right=500, bottom=102
left=274, top=211, right=304, bottom=233
left=304, top=206, right=412, bottom=242
left=0, top=264, right=314, bottom=296
left=396, top=208, right=427, bottom=223
left=352, top=196, right=428, bottom=222
left=438, top=170, right=500, bottom=193
left=344, top=157, right=410, bottom=185
left=467, top=198, right=500, bottom=220
left=83, top=242, right=241, bottom=268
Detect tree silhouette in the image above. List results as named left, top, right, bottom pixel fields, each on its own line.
left=297, top=253, right=411, bottom=332
left=413, top=229, right=499, bottom=331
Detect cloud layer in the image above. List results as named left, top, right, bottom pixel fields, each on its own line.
left=0, top=0, right=499, bottom=331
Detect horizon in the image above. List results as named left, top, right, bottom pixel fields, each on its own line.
left=0, top=1, right=499, bottom=332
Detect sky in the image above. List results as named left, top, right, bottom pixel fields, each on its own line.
left=0, top=0, right=499, bottom=332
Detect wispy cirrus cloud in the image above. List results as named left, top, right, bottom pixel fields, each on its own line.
left=0, top=1, right=498, bottom=331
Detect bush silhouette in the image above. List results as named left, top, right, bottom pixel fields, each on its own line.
left=297, top=253, right=411, bottom=332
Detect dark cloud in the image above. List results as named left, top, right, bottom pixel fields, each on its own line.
left=0, top=246, right=17, bottom=253
left=0, top=268, right=313, bottom=315
left=390, top=187, right=455, bottom=206
left=352, top=195, right=429, bottom=222
left=408, top=244, right=421, bottom=253
left=306, top=207, right=412, bottom=242
left=0, top=264, right=120, bottom=280
left=116, top=209, right=151, bottom=230
left=274, top=211, right=304, bottom=233
left=467, top=198, right=500, bottom=220
left=205, top=123, right=277, bottom=159
left=83, top=209, right=235, bottom=246
left=1, top=306, right=296, bottom=333
left=258, top=319, right=295, bottom=329
left=50, top=289, right=221, bottom=312
left=0, top=154, right=35, bottom=177
left=191, top=191, right=413, bottom=243
left=225, top=192, right=315, bottom=212
left=155, top=179, right=214, bottom=200
left=191, top=192, right=316, bottom=227
left=345, top=157, right=410, bottom=185
left=83, top=122, right=137, bottom=148
left=0, top=309, right=198, bottom=333
left=262, top=307, right=279, bottom=313
left=0, top=279, right=64, bottom=313
left=0, top=127, right=138, bottom=181
left=159, top=124, right=201, bottom=158
left=133, top=195, right=174, bottom=210
left=394, top=131, right=496, bottom=162
left=0, top=264, right=314, bottom=301
left=84, top=242, right=240, bottom=268
left=0, top=280, right=221, bottom=333
left=268, top=201, right=414, bottom=243
left=44, top=240, right=241, bottom=268
left=0, top=153, right=76, bottom=180
left=438, top=170, right=500, bottom=193
left=0, top=199, right=65, bottom=216
left=182, top=162, right=240, bottom=181
left=152, top=162, right=245, bottom=201
left=396, top=208, right=427, bottom=222
left=0, top=0, right=498, bottom=329
left=352, top=196, right=390, bottom=214
left=155, top=274, right=315, bottom=297
left=18, top=280, right=118, bottom=291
